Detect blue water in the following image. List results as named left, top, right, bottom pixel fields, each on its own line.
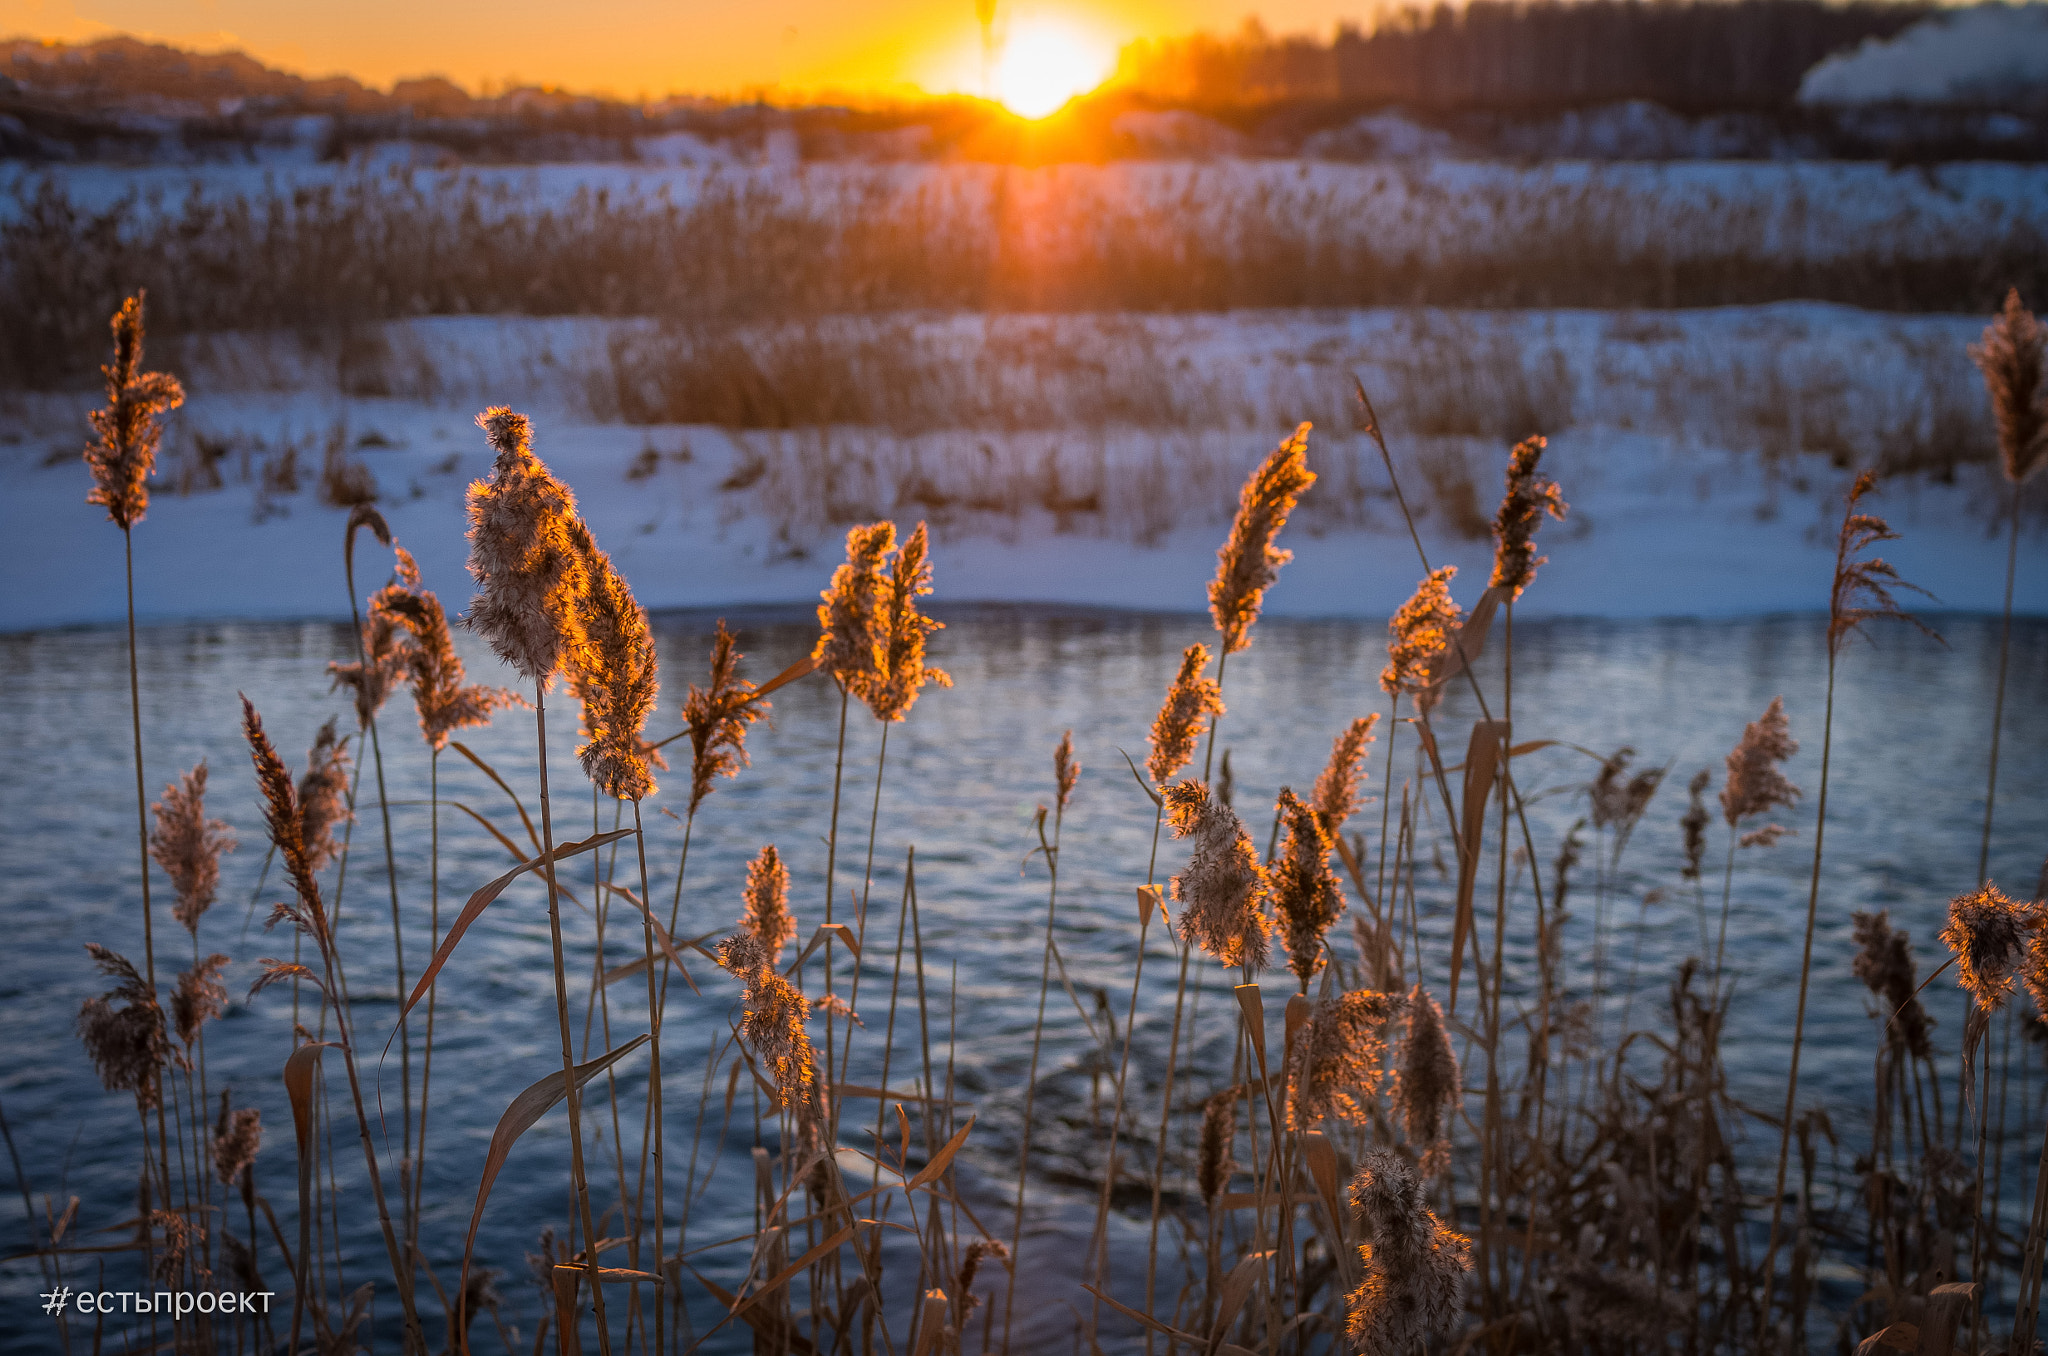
left=1, top=606, right=2043, bottom=1352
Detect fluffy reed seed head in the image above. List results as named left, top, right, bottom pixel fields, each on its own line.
left=1940, top=884, right=2043, bottom=1014
left=957, top=1240, right=1010, bottom=1312
left=1147, top=643, right=1224, bottom=786
left=718, top=934, right=817, bottom=1112
left=683, top=621, right=769, bottom=816
left=2024, top=917, right=2048, bottom=1027
left=1679, top=768, right=1712, bottom=881
left=1392, top=984, right=1461, bottom=1178
left=1053, top=730, right=1080, bottom=815
left=1719, top=695, right=1799, bottom=839
left=741, top=844, right=797, bottom=965
left=813, top=521, right=895, bottom=705
left=239, top=696, right=327, bottom=935
left=465, top=407, right=587, bottom=684
left=329, top=551, right=411, bottom=728
left=1164, top=779, right=1269, bottom=971
left=170, top=953, right=231, bottom=1062
left=374, top=576, right=523, bottom=752
left=1345, top=1149, right=1471, bottom=1353
left=1381, top=567, right=1462, bottom=710
left=212, top=1093, right=262, bottom=1186
left=1968, top=288, right=2048, bottom=485
left=1489, top=435, right=1567, bottom=600
left=1197, top=1087, right=1239, bottom=1205
left=564, top=521, right=660, bottom=801
left=150, top=761, right=236, bottom=934
left=1286, top=988, right=1402, bottom=1130
left=1209, top=423, right=1316, bottom=655
left=77, top=943, right=168, bottom=1111
left=1311, top=715, right=1379, bottom=839
left=1851, top=910, right=1933, bottom=1061
left=1272, top=788, right=1346, bottom=989
left=83, top=292, right=185, bottom=531
left=870, top=521, right=951, bottom=722
left=1829, top=471, right=1938, bottom=659
left=296, top=718, right=353, bottom=874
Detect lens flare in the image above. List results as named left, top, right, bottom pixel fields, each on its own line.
left=995, top=17, right=1112, bottom=118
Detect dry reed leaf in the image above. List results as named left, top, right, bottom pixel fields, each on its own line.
left=602, top=888, right=701, bottom=994
left=1449, top=721, right=1510, bottom=1008
left=787, top=922, right=861, bottom=971
left=442, top=799, right=529, bottom=864
left=1855, top=1322, right=1920, bottom=1355
left=459, top=1033, right=651, bottom=1308
left=1216, top=1192, right=1320, bottom=1209
left=719, top=1223, right=863, bottom=1331
left=397, top=827, right=635, bottom=1025
left=552, top=1265, right=663, bottom=1284
left=1080, top=1284, right=1205, bottom=1346
left=602, top=956, right=651, bottom=988
left=832, top=1083, right=960, bottom=1106
left=448, top=740, right=541, bottom=853
left=1422, top=585, right=1506, bottom=699
left=905, top=1116, right=975, bottom=1192
left=911, top=1289, right=950, bottom=1356
left=1137, top=883, right=1164, bottom=926
left=685, top=1269, right=818, bottom=1354
left=1211, top=1250, right=1275, bottom=1344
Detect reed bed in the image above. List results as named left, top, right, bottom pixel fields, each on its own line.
left=14, top=285, right=2048, bottom=1356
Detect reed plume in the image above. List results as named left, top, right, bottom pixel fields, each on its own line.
left=718, top=934, right=817, bottom=1111
left=149, top=761, right=235, bottom=933
left=813, top=521, right=895, bottom=705
left=1197, top=1088, right=1239, bottom=1205
left=1382, top=567, right=1462, bottom=714
left=1164, top=779, right=1269, bottom=970
left=1829, top=470, right=1939, bottom=657
left=1392, top=984, right=1460, bottom=1178
left=1720, top=695, right=1799, bottom=844
left=328, top=600, right=407, bottom=729
left=1968, top=288, right=2048, bottom=485
left=82, top=292, right=184, bottom=531
left=77, top=943, right=169, bottom=1111
left=1940, top=884, right=2043, bottom=1014
left=564, top=520, right=660, bottom=801
left=1272, top=788, right=1345, bottom=988
left=1345, top=1149, right=1471, bottom=1352
left=1679, top=768, right=1711, bottom=881
left=1489, top=435, right=1567, bottom=600
left=1147, top=643, right=1224, bottom=786
left=296, top=718, right=353, bottom=875
left=465, top=407, right=586, bottom=683
left=1311, top=715, right=1378, bottom=838
left=1209, top=422, right=1316, bottom=655
left=1286, top=988, right=1402, bottom=1129
left=373, top=566, right=524, bottom=750
left=212, top=1096, right=262, bottom=1186
left=682, top=620, right=769, bottom=815
left=1851, top=910, right=1933, bottom=1060
left=740, top=844, right=797, bottom=965
left=1053, top=729, right=1080, bottom=814
left=240, top=697, right=324, bottom=929
left=170, top=952, right=230, bottom=1061
left=870, top=520, right=951, bottom=722
left=957, top=1239, right=1010, bottom=1311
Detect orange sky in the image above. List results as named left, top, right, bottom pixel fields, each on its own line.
left=0, top=0, right=1365, bottom=99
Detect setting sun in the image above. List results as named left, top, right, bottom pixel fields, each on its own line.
left=994, top=16, right=1115, bottom=118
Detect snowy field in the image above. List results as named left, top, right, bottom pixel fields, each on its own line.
left=6, top=302, right=2039, bottom=632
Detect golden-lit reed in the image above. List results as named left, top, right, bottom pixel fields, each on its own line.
left=1208, top=422, right=1316, bottom=655
left=1382, top=565, right=1462, bottom=713
left=740, top=843, right=797, bottom=965
left=1940, top=884, right=2043, bottom=1014
left=718, top=932, right=818, bottom=1111
left=1163, top=778, right=1268, bottom=970
left=682, top=621, right=770, bottom=815
left=148, top=762, right=235, bottom=934
left=295, top=719, right=353, bottom=874
left=372, top=558, right=524, bottom=751
left=871, top=520, right=952, bottom=722
left=169, top=953, right=230, bottom=1061
left=1345, top=1149, right=1471, bottom=1351
left=1053, top=729, right=1080, bottom=815
left=328, top=548, right=409, bottom=729
left=565, top=519, right=661, bottom=801
left=1969, top=287, right=2048, bottom=486
left=1146, top=643, right=1224, bottom=786
left=814, top=520, right=895, bottom=704
left=465, top=407, right=586, bottom=684
left=1271, top=788, right=1345, bottom=989
left=1488, top=434, right=1567, bottom=600
left=1285, top=988, right=1402, bottom=1130
left=1310, top=714, right=1378, bottom=838
left=82, top=292, right=185, bottom=532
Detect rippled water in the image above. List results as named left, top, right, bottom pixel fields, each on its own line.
left=2, top=606, right=2043, bottom=1353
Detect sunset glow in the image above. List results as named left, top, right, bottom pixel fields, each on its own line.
left=993, top=16, right=1116, bottom=117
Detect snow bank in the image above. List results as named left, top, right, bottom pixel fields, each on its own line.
left=1800, top=4, right=2048, bottom=105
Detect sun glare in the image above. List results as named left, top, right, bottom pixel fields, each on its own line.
left=994, top=17, right=1113, bottom=119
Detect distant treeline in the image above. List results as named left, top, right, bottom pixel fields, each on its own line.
left=1112, top=0, right=1935, bottom=110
